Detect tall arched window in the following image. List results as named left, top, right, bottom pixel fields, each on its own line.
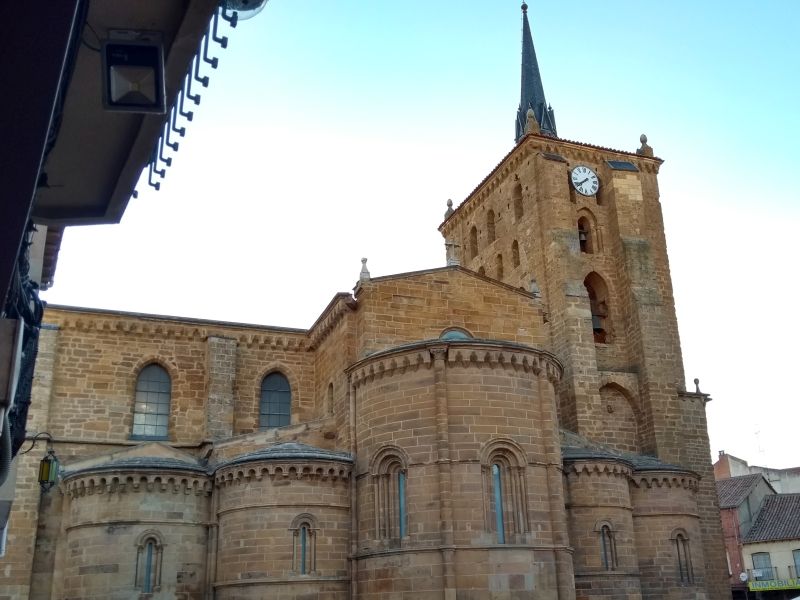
left=584, top=272, right=611, bottom=344
left=290, top=514, right=317, bottom=575
left=511, top=240, right=520, bottom=267
left=326, top=382, right=334, bottom=416
left=513, top=183, right=523, bottom=221
left=578, top=217, right=593, bottom=253
left=496, top=254, right=504, bottom=280
left=260, top=372, right=291, bottom=429
left=482, top=441, right=528, bottom=544
left=135, top=531, right=163, bottom=593
left=487, top=210, right=496, bottom=243
left=132, top=364, right=171, bottom=439
left=600, top=524, right=617, bottom=570
left=469, top=226, right=478, bottom=259
left=371, top=448, right=408, bottom=543
left=672, top=530, right=694, bottom=584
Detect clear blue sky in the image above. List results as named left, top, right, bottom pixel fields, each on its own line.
left=45, top=2, right=800, bottom=467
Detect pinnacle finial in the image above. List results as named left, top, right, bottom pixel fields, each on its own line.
left=444, top=199, right=454, bottom=220
left=360, top=258, right=370, bottom=282
left=521, top=2, right=528, bottom=12
left=694, top=378, right=701, bottom=393
left=637, top=133, right=653, bottom=157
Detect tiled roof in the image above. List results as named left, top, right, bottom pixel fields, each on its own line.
left=559, top=430, right=693, bottom=474
left=743, top=494, right=800, bottom=543
left=218, top=442, right=352, bottom=469
left=716, top=474, right=767, bottom=509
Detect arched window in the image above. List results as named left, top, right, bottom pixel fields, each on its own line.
left=371, top=448, right=408, bottom=543
left=260, top=372, right=291, bottom=429
left=599, top=524, right=617, bottom=570
left=513, top=183, right=523, bottom=221
left=132, top=364, right=171, bottom=439
left=496, top=254, right=504, bottom=280
left=439, top=327, right=473, bottom=341
left=469, top=226, right=478, bottom=259
left=326, top=382, right=334, bottom=416
left=584, top=272, right=611, bottom=344
left=511, top=240, right=520, bottom=267
left=672, top=530, right=694, bottom=584
left=482, top=441, right=528, bottom=544
left=487, top=210, right=496, bottom=243
left=135, top=531, right=163, bottom=593
left=290, top=514, right=317, bottom=575
left=578, top=216, right=593, bottom=253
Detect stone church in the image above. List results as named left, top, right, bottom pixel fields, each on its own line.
left=1, top=5, right=727, bottom=600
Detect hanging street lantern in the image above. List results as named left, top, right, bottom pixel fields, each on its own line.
left=19, top=432, right=59, bottom=492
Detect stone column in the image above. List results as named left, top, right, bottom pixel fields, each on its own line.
left=206, top=336, right=236, bottom=440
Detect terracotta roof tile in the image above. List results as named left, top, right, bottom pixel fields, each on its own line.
left=716, top=474, right=767, bottom=508
left=743, top=494, right=800, bottom=543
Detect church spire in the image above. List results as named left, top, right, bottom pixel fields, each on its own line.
left=515, top=3, right=557, bottom=141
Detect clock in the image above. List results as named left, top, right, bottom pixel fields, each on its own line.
left=570, top=165, right=599, bottom=196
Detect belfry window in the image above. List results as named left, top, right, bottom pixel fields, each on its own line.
left=260, top=372, right=291, bottom=429
left=487, top=210, right=496, bottom=243
left=584, top=272, right=610, bottom=344
left=469, top=226, right=479, bottom=259
left=511, top=240, right=520, bottom=267
left=513, top=183, right=523, bottom=221
left=578, top=217, right=592, bottom=253
left=132, top=364, right=171, bottom=439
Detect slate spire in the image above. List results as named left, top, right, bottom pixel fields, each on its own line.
left=515, top=3, right=557, bottom=141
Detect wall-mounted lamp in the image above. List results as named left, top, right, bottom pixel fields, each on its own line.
left=19, top=432, right=59, bottom=492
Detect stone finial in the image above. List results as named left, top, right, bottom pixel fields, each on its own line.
left=524, top=108, right=540, bottom=135
left=444, top=199, right=454, bottom=220
left=637, top=133, right=653, bottom=157
left=445, top=240, right=460, bottom=266
left=359, top=258, right=370, bottom=282
left=694, top=378, right=701, bottom=393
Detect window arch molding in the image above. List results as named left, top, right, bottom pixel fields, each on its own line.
left=370, top=445, right=409, bottom=543
left=480, top=438, right=529, bottom=543
left=131, top=361, right=173, bottom=440
left=130, top=356, right=179, bottom=391
left=134, top=530, right=164, bottom=593
left=594, top=520, right=618, bottom=571
left=252, top=362, right=300, bottom=429
left=289, top=513, right=318, bottom=575
left=670, top=528, right=695, bottom=584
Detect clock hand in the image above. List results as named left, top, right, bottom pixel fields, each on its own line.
left=575, top=178, right=589, bottom=186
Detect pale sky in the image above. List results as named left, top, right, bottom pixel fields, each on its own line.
left=44, top=2, right=800, bottom=468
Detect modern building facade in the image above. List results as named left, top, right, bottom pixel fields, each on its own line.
left=0, top=5, right=729, bottom=600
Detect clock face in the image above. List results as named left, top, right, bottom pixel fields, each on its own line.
left=571, top=165, right=599, bottom=196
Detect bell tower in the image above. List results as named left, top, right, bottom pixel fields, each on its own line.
left=439, top=5, right=728, bottom=600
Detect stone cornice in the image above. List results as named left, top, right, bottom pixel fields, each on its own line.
left=62, top=471, right=211, bottom=499
left=630, top=471, right=700, bottom=492
left=306, top=293, right=357, bottom=351
left=347, top=340, right=562, bottom=388
left=214, top=460, right=351, bottom=488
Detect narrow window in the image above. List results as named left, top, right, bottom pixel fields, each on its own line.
left=478, top=266, right=486, bottom=276
left=675, top=534, right=694, bottom=584
left=792, top=549, right=800, bottom=578
left=752, top=552, right=773, bottom=581
left=513, top=183, right=523, bottom=221
left=492, top=463, right=505, bottom=544
left=132, top=364, right=171, bottom=439
left=511, top=240, right=520, bottom=267
left=135, top=533, right=163, bottom=592
left=578, top=216, right=593, bottom=254
left=584, top=272, right=610, bottom=344
left=290, top=516, right=317, bottom=575
left=487, top=210, right=496, bottom=243
left=260, top=372, right=291, bottom=429
left=600, top=525, right=617, bottom=570
left=372, top=451, right=408, bottom=544
left=469, top=226, right=478, bottom=259
left=496, top=254, right=504, bottom=280
left=326, top=382, right=334, bottom=415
